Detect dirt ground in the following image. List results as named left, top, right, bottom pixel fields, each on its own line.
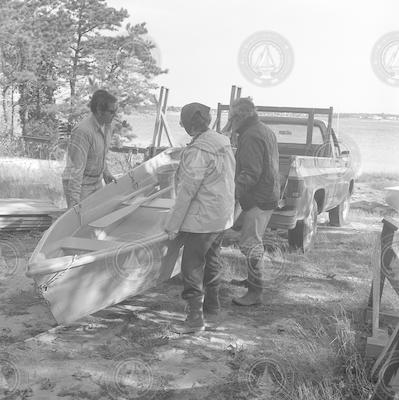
left=0, top=181, right=398, bottom=400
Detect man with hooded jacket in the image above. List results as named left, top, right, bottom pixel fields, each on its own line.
left=164, top=102, right=235, bottom=333
left=230, top=98, right=280, bottom=306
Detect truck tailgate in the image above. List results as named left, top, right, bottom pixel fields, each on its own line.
left=278, top=154, right=293, bottom=204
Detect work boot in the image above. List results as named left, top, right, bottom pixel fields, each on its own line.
left=203, top=287, right=222, bottom=328
left=232, top=282, right=263, bottom=306
left=203, top=286, right=220, bottom=315
left=173, top=296, right=205, bottom=334
left=233, top=256, right=264, bottom=306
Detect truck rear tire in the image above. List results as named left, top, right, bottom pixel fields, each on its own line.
left=288, top=199, right=318, bottom=253
left=329, top=195, right=350, bottom=227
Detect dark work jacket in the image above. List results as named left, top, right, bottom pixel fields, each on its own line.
left=235, top=115, right=280, bottom=211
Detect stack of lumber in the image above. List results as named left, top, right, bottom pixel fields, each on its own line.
left=0, top=199, right=65, bottom=232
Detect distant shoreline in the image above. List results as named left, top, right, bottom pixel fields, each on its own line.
left=135, top=108, right=399, bottom=121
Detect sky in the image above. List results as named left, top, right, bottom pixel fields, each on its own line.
left=107, top=0, right=399, bottom=113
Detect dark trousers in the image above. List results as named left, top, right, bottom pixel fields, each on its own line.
left=179, top=231, right=224, bottom=300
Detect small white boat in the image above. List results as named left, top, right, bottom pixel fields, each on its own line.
left=385, top=186, right=399, bottom=211
left=26, top=148, right=184, bottom=324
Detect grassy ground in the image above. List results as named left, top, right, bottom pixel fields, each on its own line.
left=0, top=172, right=398, bottom=399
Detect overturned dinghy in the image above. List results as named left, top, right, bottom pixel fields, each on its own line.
left=26, top=148, right=183, bottom=324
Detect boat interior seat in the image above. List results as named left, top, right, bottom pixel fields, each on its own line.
left=140, top=198, right=175, bottom=209
left=89, top=197, right=175, bottom=230
left=46, top=237, right=125, bottom=254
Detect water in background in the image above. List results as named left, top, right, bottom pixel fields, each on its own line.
left=333, top=117, right=399, bottom=174
left=124, top=113, right=399, bottom=174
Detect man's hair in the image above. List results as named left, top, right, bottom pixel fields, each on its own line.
left=231, top=97, right=256, bottom=114
left=190, top=110, right=211, bottom=133
left=89, top=89, right=117, bottom=113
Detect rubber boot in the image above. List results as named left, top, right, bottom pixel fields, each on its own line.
left=203, top=287, right=222, bottom=327
left=203, top=286, right=220, bottom=315
left=173, top=296, right=205, bottom=334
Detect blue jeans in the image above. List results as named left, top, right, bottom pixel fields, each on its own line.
left=179, top=232, right=224, bottom=300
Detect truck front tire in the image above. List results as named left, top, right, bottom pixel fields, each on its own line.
left=288, top=199, right=318, bottom=253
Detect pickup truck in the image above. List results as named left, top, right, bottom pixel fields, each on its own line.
left=215, top=105, right=356, bottom=252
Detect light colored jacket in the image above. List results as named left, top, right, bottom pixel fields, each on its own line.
left=62, top=113, right=112, bottom=206
left=165, top=129, right=235, bottom=233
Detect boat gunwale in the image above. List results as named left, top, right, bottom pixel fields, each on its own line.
left=26, top=231, right=169, bottom=277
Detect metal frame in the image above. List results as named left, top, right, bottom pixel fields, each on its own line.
left=213, top=85, right=242, bottom=133
left=213, top=86, right=334, bottom=147
left=254, top=106, right=334, bottom=144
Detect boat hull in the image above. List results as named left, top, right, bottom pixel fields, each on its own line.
left=41, top=237, right=182, bottom=324
left=28, top=148, right=184, bottom=324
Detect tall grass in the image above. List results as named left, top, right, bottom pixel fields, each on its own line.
left=0, top=157, right=65, bottom=207
left=0, top=152, right=136, bottom=208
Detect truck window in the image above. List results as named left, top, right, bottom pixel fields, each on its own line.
left=266, top=123, right=307, bottom=144
left=312, top=126, right=324, bottom=145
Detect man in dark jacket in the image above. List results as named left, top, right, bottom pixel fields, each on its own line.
left=230, top=98, right=280, bottom=306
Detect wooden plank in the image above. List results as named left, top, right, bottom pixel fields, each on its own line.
left=0, top=215, right=53, bottom=230
left=45, top=237, right=124, bottom=254
left=120, top=183, right=157, bottom=206
left=89, top=186, right=172, bottom=229
left=160, top=112, right=173, bottom=147
left=140, top=198, right=174, bottom=209
left=79, top=183, right=156, bottom=226
left=373, top=253, right=382, bottom=337
left=0, top=198, right=51, bottom=204
left=382, top=217, right=399, bottom=232
left=365, top=307, right=399, bottom=327
left=0, top=203, right=61, bottom=215
left=366, top=333, right=389, bottom=359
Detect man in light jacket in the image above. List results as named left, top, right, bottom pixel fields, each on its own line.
left=164, top=102, right=235, bottom=333
left=230, top=98, right=280, bottom=306
left=62, top=89, right=117, bottom=208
